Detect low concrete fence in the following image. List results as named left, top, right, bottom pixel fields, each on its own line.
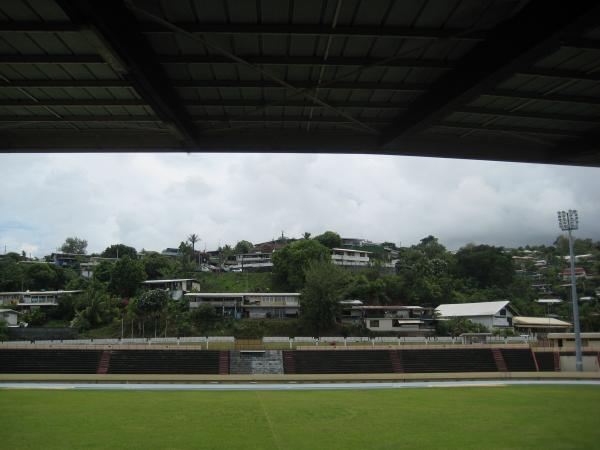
left=1, top=335, right=539, bottom=350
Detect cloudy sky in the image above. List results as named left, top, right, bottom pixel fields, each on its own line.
left=1, top=152, right=599, bottom=258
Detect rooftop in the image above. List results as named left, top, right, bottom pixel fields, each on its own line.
left=435, top=300, right=511, bottom=317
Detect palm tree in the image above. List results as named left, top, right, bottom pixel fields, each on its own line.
left=187, top=234, right=200, bottom=253
left=303, top=232, right=311, bottom=240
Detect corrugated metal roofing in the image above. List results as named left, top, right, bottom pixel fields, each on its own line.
left=0, top=0, right=599, bottom=165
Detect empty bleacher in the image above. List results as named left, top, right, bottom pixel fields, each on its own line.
left=107, top=350, right=220, bottom=374
left=535, top=352, right=557, bottom=371
left=499, top=349, right=537, bottom=371
left=400, top=349, right=498, bottom=373
left=285, top=350, right=394, bottom=374
left=0, top=349, right=102, bottom=373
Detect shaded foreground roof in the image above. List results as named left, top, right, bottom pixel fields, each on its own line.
left=1, top=1, right=600, bottom=166
left=435, top=300, right=510, bottom=317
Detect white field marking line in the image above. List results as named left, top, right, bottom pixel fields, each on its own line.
left=426, top=383, right=507, bottom=388
left=255, top=390, right=283, bottom=450
left=1, top=380, right=600, bottom=391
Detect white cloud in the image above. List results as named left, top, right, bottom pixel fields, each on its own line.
left=0, top=153, right=599, bottom=257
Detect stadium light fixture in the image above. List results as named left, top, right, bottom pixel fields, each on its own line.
left=557, top=209, right=582, bottom=372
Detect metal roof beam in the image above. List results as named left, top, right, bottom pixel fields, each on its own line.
left=160, top=55, right=453, bottom=69
left=518, top=68, right=600, bottom=82
left=438, top=122, right=580, bottom=137
left=0, top=54, right=452, bottom=69
left=0, top=79, right=131, bottom=88
left=55, top=0, right=199, bottom=145
left=0, top=21, right=485, bottom=40
left=172, top=80, right=429, bottom=91
left=457, top=106, right=600, bottom=123
left=381, top=1, right=600, bottom=147
left=0, top=55, right=104, bottom=64
left=0, top=79, right=429, bottom=91
left=0, top=98, right=406, bottom=109
left=486, top=89, right=600, bottom=105
left=0, top=115, right=389, bottom=124
left=0, top=99, right=147, bottom=106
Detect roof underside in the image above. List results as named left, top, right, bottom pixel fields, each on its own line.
left=1, top=0, right=600, bottom=166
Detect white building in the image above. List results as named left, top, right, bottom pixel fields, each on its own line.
left=331, top=248, right=371, bottom=267
left=435, top=300, right=517, bottom=330
left=186, top=292, right=300, bottom=319
left=359, top=305, right=436, bottom=335
left=142, top=279, right=200, bottom=300
left=0, top=309, right=20, bottom=326
left=228, top=252, right=273, bottom=272
left=0, top=290, right=84, bottom=309
left=80, top=256, right=119, bottom=279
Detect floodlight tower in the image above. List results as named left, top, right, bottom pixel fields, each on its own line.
left=557, top=210, right=582, bottom=372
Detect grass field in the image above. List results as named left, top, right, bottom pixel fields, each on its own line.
left=2, top=386, right=599, bottom=450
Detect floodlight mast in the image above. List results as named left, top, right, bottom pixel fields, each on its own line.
left=557, top=210, right=583, bottom=372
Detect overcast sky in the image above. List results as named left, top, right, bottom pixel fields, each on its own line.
left=1, top=152, right=599, bottom=258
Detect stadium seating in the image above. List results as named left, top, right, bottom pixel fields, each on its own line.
left=0, top=349, right=102, bottom=373
left=107, top=350, right=220, bottom=374
left=534, top=352, right=557, bottom=371
left=400, top=349, right=498, bottom=373
left=285, top=350, right=394, bottom=374
left=499, top=349, right=537, bottom=371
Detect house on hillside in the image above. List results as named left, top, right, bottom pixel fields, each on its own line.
left=0, top=309, right=21, bottom=326
left=560, top=267, right=587, bottom=280
left=50, top=252, right=88, bottom=267
left=435, top=300, right=517, bottom=330
left=80, top=256, right=119, bottom=279
left=0, top=290, right=84, bottom=309
left=358, top=305, right=436, bottom=335
left=331, top=248, right=371, bottom=268
left=186, top=292, right=300, bottom=319
left=141, top=279, right=200, bottom=300
left=229, top=252, right=273, bottom=272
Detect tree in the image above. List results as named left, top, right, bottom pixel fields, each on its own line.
left=101, top=244, right=137, bottom=259
left=414, top=235, right=447, bottom=259
left=455, top=245, right=514, bottom=289
left=0, top=259, right=25, bottom=291
left=0, top=319, right=7, bottom=341
left=190, top=303, right=218, bottom=329
left=71, top=282, right=117, bottom=331
left=314, top=231, right=342, bottom=249
left=187, top=234, right=200, bottom=253
left=108, top=256, right=146, bottom=298
left=436, top=317, right=489, bottom=336
left=234, top=240, right=253, bottom=254
left=272, top=239, right=331, bottom=289
left=303, top=232, right=311, bottom=240
left=141, top=252, right=177, bottom=279
left=301, top=260, right=349, bottom=333
left=59, top=237, right=88, bottom=254
left=93, top=260, right=115, bottom=283
left=23, top=264, right=61, bottom=290
left=136, top=289, right=169, bottom=337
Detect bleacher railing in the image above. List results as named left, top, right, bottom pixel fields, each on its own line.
left=0, top=335, right=537, bottom=347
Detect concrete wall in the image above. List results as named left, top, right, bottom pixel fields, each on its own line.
left=560, top=356, right=600, bottom=372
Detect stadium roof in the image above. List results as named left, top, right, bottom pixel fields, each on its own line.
left=1, top=1, right=600, bottom=166
left=435, top=300, right=510, bottom=317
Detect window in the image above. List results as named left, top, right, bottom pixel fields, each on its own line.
left=370, top=320, right=379, bottom=328
left=499, top=309, right=506, bottom=316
